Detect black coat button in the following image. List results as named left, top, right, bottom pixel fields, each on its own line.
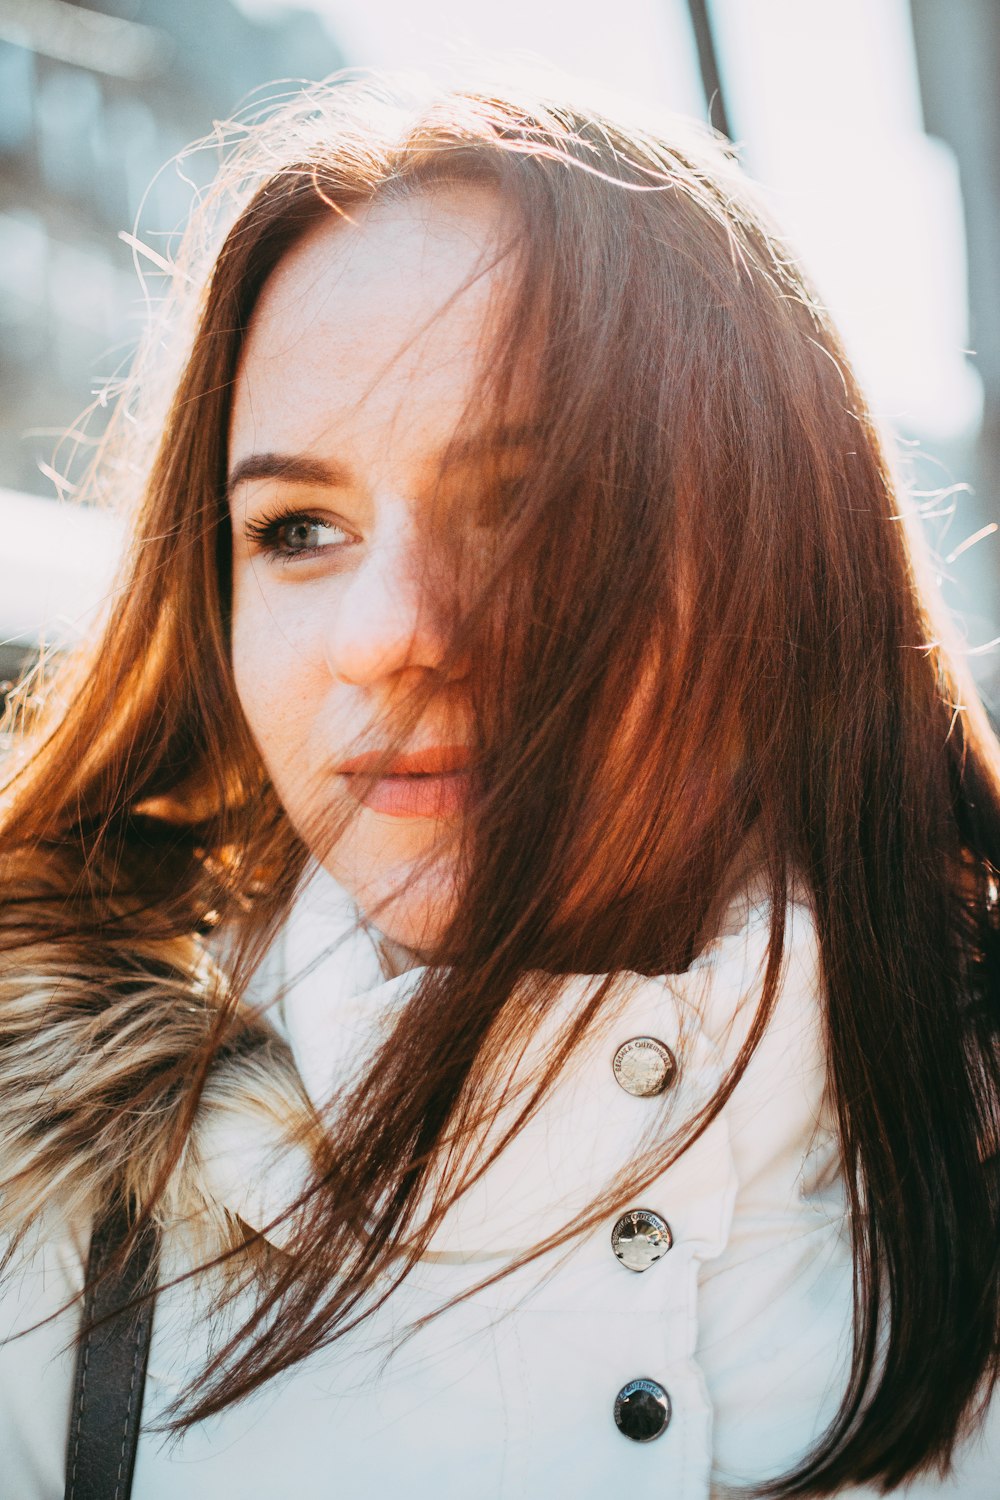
left=613, top=1378, right=672, bottom=1441
left=611, top=1209, right=673, bottom=1271
left=612, top=1037, right=678, bottom=1097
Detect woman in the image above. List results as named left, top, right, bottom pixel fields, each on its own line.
left=0, top=75, right=998, bottom=1498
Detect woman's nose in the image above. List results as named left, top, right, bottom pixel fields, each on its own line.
left=323, top=524, right=462, bottom=688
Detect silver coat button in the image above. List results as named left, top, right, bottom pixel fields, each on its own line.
left=611, top=1208, right=673, bottom=1271
left=612, top=1036, right=677, bottom=1097
left=614, top=1377, right=672, bottom=1441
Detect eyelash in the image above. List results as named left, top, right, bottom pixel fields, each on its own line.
left=243, top=509, right=353, bottom=564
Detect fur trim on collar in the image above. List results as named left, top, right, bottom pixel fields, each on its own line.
left=0, top=932, right=310, bottom=1264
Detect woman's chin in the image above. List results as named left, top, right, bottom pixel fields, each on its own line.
left=323, top=853, right=458, bottom=963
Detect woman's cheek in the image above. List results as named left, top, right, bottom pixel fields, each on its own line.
left=230, top=595, right=320, bottom=805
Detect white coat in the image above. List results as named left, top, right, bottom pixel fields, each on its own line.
left=1, top=872, right=998, bottom=1498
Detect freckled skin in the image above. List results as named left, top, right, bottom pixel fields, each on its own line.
left=228, top=190, right=511, bottom=953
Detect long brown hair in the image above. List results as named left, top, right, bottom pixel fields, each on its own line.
left=2, top=75, right=999, bottom=1494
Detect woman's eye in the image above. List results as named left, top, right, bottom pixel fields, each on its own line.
left=246, top=513, right=351, bottom=560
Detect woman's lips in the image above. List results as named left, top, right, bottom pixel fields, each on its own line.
left=337, top=745, right=471, bottom=819
left=346, top=770, right=469, bottom=818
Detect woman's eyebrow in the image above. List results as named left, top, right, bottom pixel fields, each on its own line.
left=227, top=426, right=539, bottom=497
left=227, top=451, right=353, bottom=495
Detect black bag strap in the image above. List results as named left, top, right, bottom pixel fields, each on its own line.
left=64, top=1195, right=159, bottom=1500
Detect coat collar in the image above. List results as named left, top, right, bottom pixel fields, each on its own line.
left=201, top=869, right=789, bottom=1261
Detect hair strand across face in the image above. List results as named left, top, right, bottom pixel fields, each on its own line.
left=1, top=74, right=998, bottom=1494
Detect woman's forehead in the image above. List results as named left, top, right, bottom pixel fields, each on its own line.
left=228, top=188, right=517, bottom=471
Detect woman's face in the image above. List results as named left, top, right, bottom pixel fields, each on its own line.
left=228, top=187, right=519, bottom=955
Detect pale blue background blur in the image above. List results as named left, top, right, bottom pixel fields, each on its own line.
left=2, top=0, right=999, bottom=715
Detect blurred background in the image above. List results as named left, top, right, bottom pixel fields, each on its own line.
left=1, top=0, right=999, bottom=720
